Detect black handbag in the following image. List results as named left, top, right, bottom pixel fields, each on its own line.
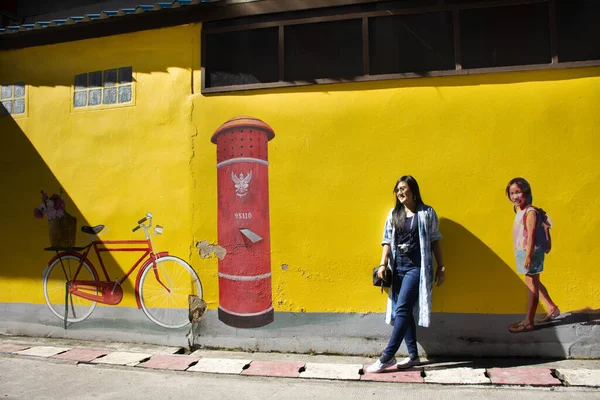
left=372, top=266, right=391, bottom=288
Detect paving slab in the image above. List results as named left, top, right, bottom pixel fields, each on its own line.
left=53, top=349, right=109, bottom=362
left=360, top=364, right=424, bottom=383
left=187, top=358, right=251, bottom=374
left=91, top=351, right=152, bottom=367
left=299, top=362, right=362, bottom=381
left=424, top=367, right=490, bottom=385
left=555, top=368, right=600, bottom=387
left=487, top=367, right=561, bottom=386
left=137, top=355, right=200, bottom=371
left=0, top=344, right=30, bottom=353
left=15, top=346, right=71, bottom=358
left=241, top=360, right=306, bottom=378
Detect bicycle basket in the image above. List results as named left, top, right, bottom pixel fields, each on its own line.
left=48, top=213, right=77, bottom=248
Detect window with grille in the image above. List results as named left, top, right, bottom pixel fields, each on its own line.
left=1, top=82, right=26, bottom=117
left=202, top=0, right=600, bottom=93
left=73, top=66, right=133, bottom=109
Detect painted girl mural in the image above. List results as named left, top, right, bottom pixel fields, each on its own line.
left=506, top=177, right=560, bottom=333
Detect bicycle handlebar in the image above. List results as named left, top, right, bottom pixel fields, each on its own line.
left=133, top=212, right=153, bottom=233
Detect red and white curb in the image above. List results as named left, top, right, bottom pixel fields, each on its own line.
left=15, top=346, right=71, bottom=358
left=188, top=358, right=251, bottom=374
left=1, top=344, right=599, bottom=387
left=299, top=363, right=362, bottom=380
left=137, top=354, right=200, bottom=371
left=554, top=369, right=600, bottom=388
left=241, top=360, right=305, bottom=378
left=361, top=364, right=423, bottom=383
left=487, top=367, right=561, bottom=386
left=55, top=348, right=109, bottom=362
left=91, top=351, right=153, bottom=367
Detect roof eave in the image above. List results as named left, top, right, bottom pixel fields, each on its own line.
left=0, top=0, right=378, bottom=50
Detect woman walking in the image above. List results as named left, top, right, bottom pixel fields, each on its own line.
left=367, top=175, right=446, bottom=373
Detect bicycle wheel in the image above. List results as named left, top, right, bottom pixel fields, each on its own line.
left=139, top=256, right=202, bottom=329
left=43, top=254, right=98, bottom=323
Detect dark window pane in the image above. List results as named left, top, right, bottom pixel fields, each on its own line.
left=460, top=3, right=551, bottom=68
left=0, top=102, right=8, bottom=116
left=118, top=67, right=132, bottom=84
left=285, top=19, right=363, bottom=81
left=89, top=71, right=102, bottom=88
left=104, top=69, right=117, bottom=87
left=74, top=91, right=87, bottom=108
left=1, top=85, right=11, bottom=99
left=89, top=89, right=102, bottom=106
left=206, top=28, right=279, bottom=88
left=13, top=99, right=25, bottom=114
left=13, top=83, right=25, bottom=98
left=556, top=0, right=600, bottom=62
left=103, top=87, right=117, bottom=104
left=118, top=85, right=132, bottom=103
left=370, top=12, right=455, bottom=75
left=2, top=100, right=12, bottom=114
left=74, top=74, right=87, bottom=90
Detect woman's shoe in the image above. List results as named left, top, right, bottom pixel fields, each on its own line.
left=508, top=320, right=535, bottom=333
left=396, top=356, right=421, bottom=369
left=365, top=357, right=397, bottom=373
left=535, top=307, right=560, bottom=323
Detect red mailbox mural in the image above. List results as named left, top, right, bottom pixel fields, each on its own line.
left=211, top=116, right=275, bottom=328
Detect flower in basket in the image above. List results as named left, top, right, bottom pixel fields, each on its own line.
left=33, top=188, right=77, bottom=248
left=33, top=189, right=66, bottom=221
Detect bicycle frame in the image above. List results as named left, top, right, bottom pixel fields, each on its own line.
left=62, top=232, right=170, bottom=307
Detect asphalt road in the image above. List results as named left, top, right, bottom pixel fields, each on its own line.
left=1, top=355, right=599, bottom=400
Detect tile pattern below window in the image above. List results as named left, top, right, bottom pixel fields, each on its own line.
left=1, top=82, right=26, bottom=116
left=73, top=67, right=133, bottom=108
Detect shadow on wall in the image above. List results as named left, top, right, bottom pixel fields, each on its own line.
left=0, top=114, right=130, bottom=315
left=435, top=217, right=523, bottom=314
left=416, top=218, right=566, bottom=358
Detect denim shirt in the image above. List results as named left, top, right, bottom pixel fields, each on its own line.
left=381, top=204, right=442, bottom=328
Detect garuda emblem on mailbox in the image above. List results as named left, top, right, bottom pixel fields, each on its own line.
left=232, top=171, right=252, bottom=197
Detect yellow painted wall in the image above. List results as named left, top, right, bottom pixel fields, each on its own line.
left=193, top=68, right=600, bottom=316
left=1, top=24, right=599, bottom=317
left=0, top=24, right=201, bottom=308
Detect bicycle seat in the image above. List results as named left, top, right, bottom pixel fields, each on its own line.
left=81, top=225, right=105, bottom=235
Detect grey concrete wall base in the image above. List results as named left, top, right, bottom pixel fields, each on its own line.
left=0, top=303, right=190, bottom=347
left=193, top=311, right=599, bottom=358
left=1, top=303, right=598, bottom=358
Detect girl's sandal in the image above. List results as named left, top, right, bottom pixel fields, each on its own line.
left=535, top=307, right=560, bottom=323
left=508, top=321, right=535, bottom=333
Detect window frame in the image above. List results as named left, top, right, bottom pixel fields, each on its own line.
left=0, top=82, right=28, bottom=118
left=201, top=0, right=600, bottom=94
left=71, top=66, right=136, bottom=112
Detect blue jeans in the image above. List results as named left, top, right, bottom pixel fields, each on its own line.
left=382, top=264, right=420, bottom=360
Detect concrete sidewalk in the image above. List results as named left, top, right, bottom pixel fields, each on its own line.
left=1, top=335, right=599, bottom=388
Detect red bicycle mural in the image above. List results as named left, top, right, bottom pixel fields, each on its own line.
left=42, top=213, right=202, bottom=329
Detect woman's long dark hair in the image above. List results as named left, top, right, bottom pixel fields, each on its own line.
left=392, top=175, right=424, bottom=232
